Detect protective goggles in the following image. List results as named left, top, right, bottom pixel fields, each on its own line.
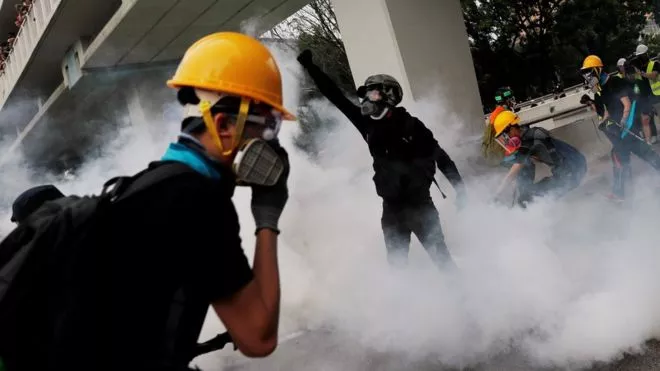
left=494, top=90, right=513, bottom=102
left=184, top=90, right=283, bottom=144
left=357, top=83, right=384, bottom=101
left=223, top=105, right=283, bottom=141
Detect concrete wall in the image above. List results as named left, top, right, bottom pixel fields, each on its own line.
left=330, top=0, right=483, bottom=134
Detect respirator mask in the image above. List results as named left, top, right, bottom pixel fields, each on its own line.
left=232, top=138, right=285, bottom=187
left=357, top=85, right=389, bottom=119
left=184, top=89, right=286, bottom=186
left=495, top=126, right=521, bottom=155
left=581, top=68, right=603, bottom=93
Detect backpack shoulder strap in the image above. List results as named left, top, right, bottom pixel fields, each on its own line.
left=102, top=161, right=197, bottom=204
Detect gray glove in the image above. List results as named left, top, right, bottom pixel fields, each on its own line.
left=250, top=140, right=290, bottom=234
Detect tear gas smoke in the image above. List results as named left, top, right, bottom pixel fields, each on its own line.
left=1, top=43, right=660, bottom=371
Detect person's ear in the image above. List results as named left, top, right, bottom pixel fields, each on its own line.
left=214, top=113, right=232, bottom=138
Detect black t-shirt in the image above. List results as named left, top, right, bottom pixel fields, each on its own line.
left=594, top=75, right=632, bottom=123
left=54, top=165, right=253, bottom=371
left=514, top=127, right=559, bottom=167
left=636, top=75, right=653, bottom=98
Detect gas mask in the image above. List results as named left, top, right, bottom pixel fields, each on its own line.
left=184, top=88, right=287, bottom=186
left=495, top=125, right=522, bottom=155
left=582, top=68, right=604, bottom=93
left=358, top=86, right=390, bottom=119
left=232, top=138, right=285, bottom=186
left=230, top=112, right=286, bottom=186
left=495, top=133, right=520, bottom=155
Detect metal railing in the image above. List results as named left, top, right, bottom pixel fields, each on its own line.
left=0, top=0, right=61, bottom=109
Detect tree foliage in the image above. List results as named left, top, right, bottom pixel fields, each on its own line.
left=269, top=0, right=355, bottom=158
left=462, top=0, right=651, bottom=110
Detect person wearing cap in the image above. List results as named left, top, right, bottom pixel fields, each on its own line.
left=632, top=44, right=659, bottom=143
left=10, top=184, right=64, bottom=224
left=32, top=32, right=295, bottom=371
left=491, top=110, right=586, bottom=207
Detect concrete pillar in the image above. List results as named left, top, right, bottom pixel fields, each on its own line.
left=330, top=0, right=483, bottom=134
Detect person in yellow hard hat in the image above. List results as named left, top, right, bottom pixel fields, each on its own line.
left=23, top=32, right=295, bottom=371
left=581, top=54, right=660, bottom=202
left=482, top=86, right=520, bottom=167
left=492, top=110, right=586, bottom=207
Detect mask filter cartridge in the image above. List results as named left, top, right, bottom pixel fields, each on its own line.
left=232, top=139, right=284, bottom=186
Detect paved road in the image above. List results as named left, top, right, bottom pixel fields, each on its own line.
left=194, top=330, right=660, bottom=371
left=193, top=152, right=660, bottom=371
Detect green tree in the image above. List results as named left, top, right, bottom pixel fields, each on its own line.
left=642, top=34, right=660, bottom=56
left=461, top=0, right=651, bottom=109
left=269, top=0, right=354, bottom=158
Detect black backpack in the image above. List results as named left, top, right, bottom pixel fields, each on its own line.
left=0, top=161, right=197, bottom=370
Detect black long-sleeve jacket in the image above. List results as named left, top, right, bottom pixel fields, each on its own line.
left=301, top=61, right=465, bottom=203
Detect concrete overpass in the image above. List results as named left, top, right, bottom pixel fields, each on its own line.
left=0, top=0, right=616, bottom=171
left=0, top=0, right=311, bottom=168
left=0, top=0, right=491, bottom=170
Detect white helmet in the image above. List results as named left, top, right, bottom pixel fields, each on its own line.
left=617, top=58, right=626, bottom=67
left=636, top=44, right=649, bottom=56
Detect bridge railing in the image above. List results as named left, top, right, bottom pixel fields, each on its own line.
left=0, top=0, right=61, bottom=110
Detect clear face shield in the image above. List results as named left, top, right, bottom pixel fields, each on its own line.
left=495, top=126, right=521, bottom=155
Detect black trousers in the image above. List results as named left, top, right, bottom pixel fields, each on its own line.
left=381, top=198, right=455, bottom=270
left=601, top=121, right=660, bottom=198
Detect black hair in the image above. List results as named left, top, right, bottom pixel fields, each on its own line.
left=176, top=87, right=277, bottom=135
left=177, top=87, right=250, bottom=134
left=178, top=87, right=205, bottom=134
left=177, top=87, right=202, bottom=134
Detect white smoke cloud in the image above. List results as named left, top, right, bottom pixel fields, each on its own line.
left=2, top=37, right=660, bottom=371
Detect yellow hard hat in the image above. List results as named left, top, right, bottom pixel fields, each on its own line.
left=581, top=55, right=604, bottom=70
left=167, top=32, right=294, bottom=120
left=167, top=32, right=295, bottom=155
left=493, top=110, right=520, bottom=137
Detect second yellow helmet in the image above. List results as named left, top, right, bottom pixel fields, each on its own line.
left=493, top=110, right=521, bottom=137
left=581, top=55, right=604, bottom=70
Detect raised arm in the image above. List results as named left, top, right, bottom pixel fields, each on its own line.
left=297, top=50, right=366, bottom=134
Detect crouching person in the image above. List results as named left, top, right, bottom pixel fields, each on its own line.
left=492, top=110, right=587, bottom=207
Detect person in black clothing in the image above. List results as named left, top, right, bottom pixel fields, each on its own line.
left=581, top=55, right=660, bottom=201
left=491, top=110, right=587, bottom=207
left=27, top=32, right=293, bottom=371
left=10, top=184, right=64, bottom=224
left=297, top=49, right=467, bottom=270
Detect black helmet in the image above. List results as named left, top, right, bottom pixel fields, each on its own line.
left=356, top=74, right=403, bottom=107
